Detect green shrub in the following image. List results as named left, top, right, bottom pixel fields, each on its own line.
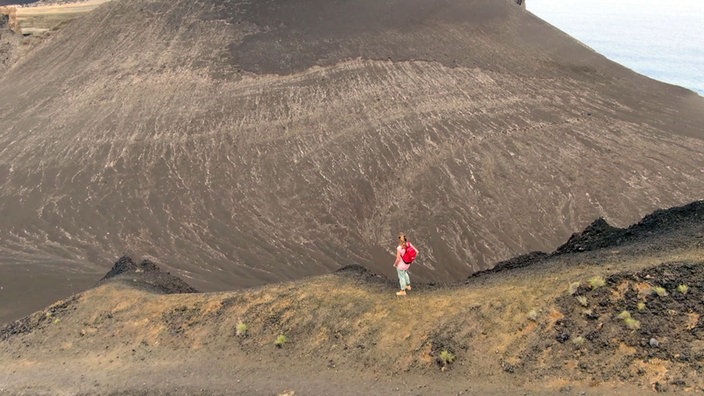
left=275, top=334, right=288, bottom=347
left=588, top=276, right=606, bottom=290
left=624, top=317, right=641, bottom=330
left=572, top=336, right=585, bottom=346
left=236, top=322, right=248, bottom=337
left=677, top=284, right=689, bottom=294
left=637, top=302, right=646, bottom=311
left=617, top=310, right=632, bottom=320
left=439, top=349, right=456, bottom=365
left=652, top=286, right=668, bottom=297
left=617, top=310, right=640, bottom=330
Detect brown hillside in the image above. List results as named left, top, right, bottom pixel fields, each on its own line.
left=1, top=201, right=703, bottom=394
left=1, top=0, right=703, bottom=324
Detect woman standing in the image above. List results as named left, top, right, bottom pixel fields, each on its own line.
left=393, top=233, right=416, bottom=296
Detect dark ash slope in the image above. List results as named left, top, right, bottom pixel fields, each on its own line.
left=0, top=0, right=703, bottom=323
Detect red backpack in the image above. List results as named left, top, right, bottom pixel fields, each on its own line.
left=402, top=243, right=417, bottom=264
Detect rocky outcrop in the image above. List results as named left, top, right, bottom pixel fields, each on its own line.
left=0, top=12, right=8, bottom=29
left=0, top=7, right=21, bottom=72
left=99, top=255, right=199, bottom=294
left=0, top=6, right=18, bottom=33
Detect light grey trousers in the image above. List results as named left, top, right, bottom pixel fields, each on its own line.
left=396, top=268, right=410, bottom=290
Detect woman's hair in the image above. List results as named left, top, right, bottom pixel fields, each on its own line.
left=398, top=233, right=408, bottom=248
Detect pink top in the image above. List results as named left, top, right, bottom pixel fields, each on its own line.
left=395, top=243, right=413, bottom=271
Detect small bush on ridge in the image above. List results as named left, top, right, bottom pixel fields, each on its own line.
left=617, top=310, right=640, bottom=330
left=617, top=310, right=632, bottom=320
left=652, top=286, right=668, bottom=297
left=576, top=296, right=588, bottom=307
left=568, top=282, right=581, bottom=295
left=624, top=317, right=641, bottom=330
left=439, top=349, right=456, bottom=366
left=588, top=276, right=606, bottom=289
left=236, top=322, right=248, bottom=337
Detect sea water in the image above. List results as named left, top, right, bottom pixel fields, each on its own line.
left=527, top=0, right=704, bottom=96
left=0, top=0, right=35, bottom=5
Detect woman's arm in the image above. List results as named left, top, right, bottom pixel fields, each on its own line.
left=393, top=246, right=402, bottom=267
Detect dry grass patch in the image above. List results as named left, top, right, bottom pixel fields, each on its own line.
left=568, top=282, right=581, bottom=295
left=575, top=295, right=588, bottom=307
left=547, top=307, right=565, bottom=323
left=686, top=313, right=699, bottom=330
left=617, top=342, right=637, bottom=356
left=634, top=282, right=654, bottom=298
left=631, top=358, right=670, bottom=388
left=611, top=281, right=632, bottom=299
